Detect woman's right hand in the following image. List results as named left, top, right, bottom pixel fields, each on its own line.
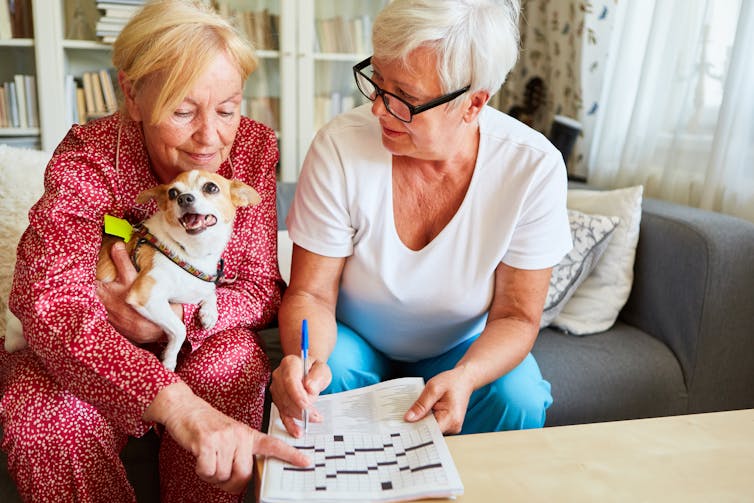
left=270, top=354, right=332, bottom=437
left=145, top=382, right=310, bottom=494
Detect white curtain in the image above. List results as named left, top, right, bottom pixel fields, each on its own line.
left=588, top=0, right=754, bottom=222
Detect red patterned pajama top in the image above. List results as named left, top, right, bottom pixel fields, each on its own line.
left=7, top=112, right=283, bottom=437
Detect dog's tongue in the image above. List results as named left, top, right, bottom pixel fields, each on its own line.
left=180, top=213, right=218, bottom=234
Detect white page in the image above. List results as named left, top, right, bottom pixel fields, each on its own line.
left=260, top=377, right=464, bottom=502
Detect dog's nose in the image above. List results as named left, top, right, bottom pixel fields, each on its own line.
left=177, top=193, right=195, bottom=207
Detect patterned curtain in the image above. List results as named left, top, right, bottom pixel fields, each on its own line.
left=492, top=0, right=618, bottom=178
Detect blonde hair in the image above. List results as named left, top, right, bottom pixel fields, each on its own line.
left=373, top=0, right=520, bottom=99
left=112, top=0, right=256, bottom=124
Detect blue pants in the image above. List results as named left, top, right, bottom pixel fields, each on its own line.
left=323, top=323, right=553, bottom=434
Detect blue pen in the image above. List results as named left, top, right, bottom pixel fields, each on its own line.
left=301, top=319, right=309, bottom=433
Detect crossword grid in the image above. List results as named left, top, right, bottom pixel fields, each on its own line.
left=280, top=425, right=449, bottom=494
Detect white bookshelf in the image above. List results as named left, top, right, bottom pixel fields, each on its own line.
left=0, top=33, right=39, bottom=147
left=0, top=0, right=385, bottom=180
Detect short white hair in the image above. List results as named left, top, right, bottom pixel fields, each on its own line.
left=372, top=0, right=520, bottom=97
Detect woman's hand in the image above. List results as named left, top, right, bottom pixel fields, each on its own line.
left=404, top=367, right=475, bottom=434
left=146, top=382, right=310, bottom=494
left=270, top=354, right=331, bottom=437
left=95, top=241, right=173, bottom=344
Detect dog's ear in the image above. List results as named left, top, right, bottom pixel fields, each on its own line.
left=230, top=180, right=261, bottom=208
left=136, top=185, right=168, bottom=209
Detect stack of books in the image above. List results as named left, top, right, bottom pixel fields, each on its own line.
left=315, top=14, right=373, bottom=54
left=214, top=4, right=280, bottom=51
left=65, top=69, right=119, bottom=125
left=0, top=75, right=38, bottom=129
left=95, top=0, right=145, bottom=44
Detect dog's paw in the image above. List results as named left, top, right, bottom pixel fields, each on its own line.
left=162, top=356, right=177, bottom=372
left=198, top=302, right=218, bottom=329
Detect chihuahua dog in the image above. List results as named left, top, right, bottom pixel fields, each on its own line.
left=5, top=170, right=260, bottom=371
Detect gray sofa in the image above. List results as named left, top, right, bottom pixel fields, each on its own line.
left=3, top=183, right=754, bottom=502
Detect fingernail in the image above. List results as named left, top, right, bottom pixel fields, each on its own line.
left=405, top=411, right=416, bottom=421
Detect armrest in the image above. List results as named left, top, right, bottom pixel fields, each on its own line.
left=619, top=198, right=754, bottom=413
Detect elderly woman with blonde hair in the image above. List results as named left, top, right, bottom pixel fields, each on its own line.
left=0, top=1, right=307, bottom=502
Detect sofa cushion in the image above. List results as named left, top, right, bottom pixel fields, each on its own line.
left=540, top=209, right=619, bottom=328
left=533, top=322, right=687, bottom=426
left=553, top=186, right=643, bottom=335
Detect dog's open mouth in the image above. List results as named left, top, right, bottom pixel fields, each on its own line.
left=179, top=213, right=218, bottom=235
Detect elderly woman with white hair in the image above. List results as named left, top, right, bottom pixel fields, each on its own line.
left=271, top=0, right=572, bottom=437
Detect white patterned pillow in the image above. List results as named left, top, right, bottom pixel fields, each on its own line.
left=540, top=209, right=620, bottom=328
left=554, top=186, right=643, bottom=334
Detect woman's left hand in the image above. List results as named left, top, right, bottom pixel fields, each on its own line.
left=403, top=367, right=475, bottom=434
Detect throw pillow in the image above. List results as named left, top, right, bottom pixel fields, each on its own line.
left=553, top=185, right=644, bottom=334
left=540, top=209, right=620, bottom=328
left=0, top=145, right=48, bottom=339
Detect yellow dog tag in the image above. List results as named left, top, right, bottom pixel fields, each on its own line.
left=104, top=215, right=134, bottom=243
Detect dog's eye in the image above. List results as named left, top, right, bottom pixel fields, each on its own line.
left=168, top=188, right=180, bottom=200
left=203, top=182, right=219, bottom=194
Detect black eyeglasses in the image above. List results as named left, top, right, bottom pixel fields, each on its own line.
left=353, top=57, right=471, bottom=123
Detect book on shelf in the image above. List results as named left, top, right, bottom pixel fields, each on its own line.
left=0, top=75, right=37, bottom=129
left=65, top=74, right=77, bottom=125
left=9, top=0, right=33, bottom=38
left=95, top=0, right=144, bottom=42
left=215, top=4, right=279, bottom=51
left=260, top=377, right=464, bottom=503
left=0, top=0, right=13, bottom=39
left=315, top=15, right=372, bottom=54
left=97, top=3, right=140, bottom=18
left=81, top=72, right=97, bottom=119
left=96, top=16, right=129, bottom=29
left=0, top=86, right=7, bottom=127
left=96, top=0, right=145, bottom=6
left=13, top=75, right=27, bottom=129
left=76, top=87, right=87, bottom=125
left=69, top=69, right=119, bottom=124
left=95, top=19, right=127, bottom=39
left=99, top=69, right=118, bottom=113
left=90, top=70, right=106, bottom=115
left=3, top=81, right=19, bottom=128
left=24, top=75, right=38, bottom=128
left=87, top=71, right=107, bottom=118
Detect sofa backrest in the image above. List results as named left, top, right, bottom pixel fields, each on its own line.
left=276, top=182, right=297, bottom=231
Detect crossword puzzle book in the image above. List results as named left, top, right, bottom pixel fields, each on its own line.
left=260, top=377, right=464, bottom=502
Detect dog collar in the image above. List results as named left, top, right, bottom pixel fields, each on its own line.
left=131, top=223, right=225, bottom=284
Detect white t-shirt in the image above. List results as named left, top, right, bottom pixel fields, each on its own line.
left=287, top=104, right=571, bottom=361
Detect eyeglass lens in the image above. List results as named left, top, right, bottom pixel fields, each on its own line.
left=355, top=71, right=412, bottom=122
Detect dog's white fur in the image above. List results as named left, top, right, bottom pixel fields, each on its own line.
left=5, top=170, right=260, bottom=371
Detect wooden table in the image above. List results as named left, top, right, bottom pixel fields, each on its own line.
left=255, top=409, right=754, bottom=502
